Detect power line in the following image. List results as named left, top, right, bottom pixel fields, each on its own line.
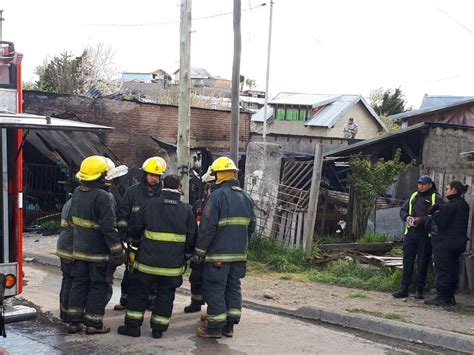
left=86, top=2, right=267, bottom=27
left=436, top=6, right=473, bottom=35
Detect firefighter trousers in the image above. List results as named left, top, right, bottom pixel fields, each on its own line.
left=124, top=271, right=183, bottom=332
left=68, top=260, right=115, bottom=328
left=202, top=262, right=246, bottom=334
left=59, top=259, right=73, bottom=322
left=189, top=262, right=204, bottom=304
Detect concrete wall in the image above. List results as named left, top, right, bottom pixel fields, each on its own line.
left=422, top=127, right=474, bottom=176
left=245, top=142, right=282, bottom=237
left=249, top=134, right=352, bottom=155
left=23, top=91, right=251, bottom=167
left=254, top=101, right=384, bottom=141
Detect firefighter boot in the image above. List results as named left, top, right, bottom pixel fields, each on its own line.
left=392, top=286, right=409, bottom=298
left=196, top=326, right=222, bottom=339
left=222, top=323, right=234, bottom=338
left=152, top=329, right=163, bottom=339
left=86, top=326, right=111, bottom=335
left=68, top=323, right=83, bottom=334
left=415, top=288, right=424, bottom=300
left=184, top=300, right=202, bottom=313
left=117, top=325, right=141, bottom=337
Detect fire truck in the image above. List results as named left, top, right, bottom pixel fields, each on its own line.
left=0, top=41, right=111, bottom=332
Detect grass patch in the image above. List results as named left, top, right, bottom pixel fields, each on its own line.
left=39, top=220, right=61, bottom=229
left=248, top=237, right=404, bottom=293
left=316, top=235, right=343, bottom=244
left=348, top=292, right=370, bottom=299
left=386, top=247, right=403, bottom=256
left=359, top=232, right=389, bottom=244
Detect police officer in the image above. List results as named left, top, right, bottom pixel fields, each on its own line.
left=118, top=175, right=197, bottom=339
left=425, top=181, right=470, bottom=307
left=393, top=175, right=442, bottom=299
left=193, top=157, right=256, bottom=338
left=114, top=156, right=167, bottom=310
left=68, top=156, right=124, bottom=335
left=184, top=170, right=215, bottom=314
left=56, top=195, right=73, bottom=323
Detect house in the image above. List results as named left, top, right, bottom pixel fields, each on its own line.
left=250, top=93, right=388, bottom=154
left=240, top=90, right=266, bottom=113
left=390, top=95, right=474, bottom=128
left=173, top=67, right=231, bottom=90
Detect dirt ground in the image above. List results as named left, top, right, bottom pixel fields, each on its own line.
left=25, top=233, right=474, bottom=337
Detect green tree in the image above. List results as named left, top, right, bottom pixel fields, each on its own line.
left=348, top=149, right=413, bottom=240
left=33, top=44, right=119, bottom=95
left=369, top=87, right=411, bottom=117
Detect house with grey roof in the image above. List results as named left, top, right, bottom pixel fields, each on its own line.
left=250, top=92, right=388, bottom=154
left=390, top=94, right=474, bottom=128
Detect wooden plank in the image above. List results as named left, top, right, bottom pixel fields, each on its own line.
left=289, top=212, right=297, bottom=248
left=296, top=212, right=303, bottom=249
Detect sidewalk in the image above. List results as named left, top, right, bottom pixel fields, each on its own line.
left=23, top=233, right=474, bottom=353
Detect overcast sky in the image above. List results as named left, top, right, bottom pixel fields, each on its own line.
left=3, top=0, right=474, bottom=107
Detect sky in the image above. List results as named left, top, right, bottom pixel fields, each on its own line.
left=3, top=0, right=474, bottom=108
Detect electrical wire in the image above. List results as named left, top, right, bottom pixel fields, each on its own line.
left=86, top=2, right=267, bottom=27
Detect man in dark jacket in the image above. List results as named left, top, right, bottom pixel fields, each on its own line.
left=425, top=181, right=470, bottom=307
left=118, top=175, right=197, bottom=339
left=67, top=156, right=124, bottom=335
left=193, top=157, right=256, bottom=338
left=393, top=175, right=442, bottom=299
left=56, top=196, right=73, bottom=323
left=114, top=157, right=166, bottom=310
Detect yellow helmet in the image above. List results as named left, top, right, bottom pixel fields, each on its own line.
left=76, top=156, right=108, bottom=181
left=142, top=157, right=164, bottom=175
left=210, top=157, right=238, bottom=173
left=156, top=156, right=168, bottom=173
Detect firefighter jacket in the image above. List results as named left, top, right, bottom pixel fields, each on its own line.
left=400, top=188, right=442, bottom=236
left=56, top=198, right=73, bottom=260
left=117, top=182, right=160, bottom=242
left=195, top=180, right=256, bottom=263
left=128, top=189, right=197, bottom=277
left=71, top=181, right=123, bottom=262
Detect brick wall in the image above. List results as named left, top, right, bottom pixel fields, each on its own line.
left=23, top=91, right=250, bottom=166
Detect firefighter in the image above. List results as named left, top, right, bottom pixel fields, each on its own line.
left=104, top=157, right=129, bottom=206
left=184, top=169, right=215, bottom=314
left=114, top=156, right=167, bottom=311
left=117, top=175, right=197, bottom=339
left=55, top=194, right=73, bottom=323
left=67, top=156, right=124, bottom=335
left=192, top=157, right=256, bottom=338
left=393, top=175, right=442, bottom=299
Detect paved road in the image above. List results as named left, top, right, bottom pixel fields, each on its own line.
left=1, top=263, right=445, bottom=354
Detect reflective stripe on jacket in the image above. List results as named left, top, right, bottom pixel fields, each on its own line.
left=71, top=182, right=122, bottom=262
left=195, top=180, right=256, bottom=263
left=129, top=189, right=197, bottom=276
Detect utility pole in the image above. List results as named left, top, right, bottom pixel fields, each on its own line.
left=177, top=0, right=192, bottom=203
left=230, top=0, right=241, bottom=163
left=0, top=10, right=4, bottom=41
left=262, top=1, right=273, bottom=143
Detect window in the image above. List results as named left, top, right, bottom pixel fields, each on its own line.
left=286, top=109, right=299, bottom=121
left=299, top=109, right=307, bottom=121
left=276, top=108, right=286, bottom=120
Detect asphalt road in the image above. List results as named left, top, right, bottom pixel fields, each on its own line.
left=0, top=263, right=447, bottom=354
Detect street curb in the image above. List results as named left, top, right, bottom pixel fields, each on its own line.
left=24, top=252, right=474, bottom=353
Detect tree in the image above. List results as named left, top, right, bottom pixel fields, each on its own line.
left=245, top=78, right=256, bottom=90
left=33, top=44, right=119, bottom=95
left=347, top=149, right=413, bottom=240
left=369, top=87, right=411, bottom=117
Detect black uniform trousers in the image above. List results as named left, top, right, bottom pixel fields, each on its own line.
left=432, top=237, right=467, bottom=299
left=189, top=262, right=204, bottom=304
left=120, top=252, right=157, bottom=307
left=202, top=262, right=246, bottom=334
left=401, top=233, right=432, bottom=289
left=59, top=259, right=73, bottom=322
left=68, top=260, right=115, bottom=328
left=125, top=271, right=183, bottom=332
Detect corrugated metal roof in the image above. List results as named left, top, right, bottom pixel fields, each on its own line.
left=0, top=113, right=112, bottom=131
left=251, top=107, right=273, bottom=122
left=390, top=96, right=474, bottom=122
left=419, top=95, right=474, bottom=110
left=270, top=92, right=341, bottom=107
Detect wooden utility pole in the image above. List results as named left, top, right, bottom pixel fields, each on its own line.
left=177, top=0, right=192, bottom=203
left=230, top=0, right=241, bottom=163
left=304, top=144, right=324, bottom=255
